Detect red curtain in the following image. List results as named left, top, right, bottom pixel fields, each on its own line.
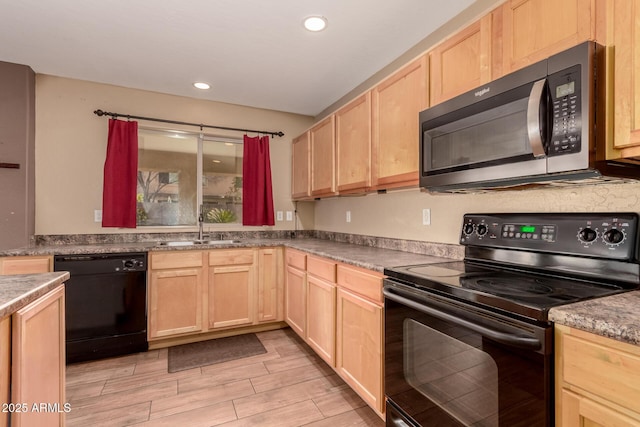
left=102, top=119, right=138, bottom=228
left=242, top=134, right=275, bottom=226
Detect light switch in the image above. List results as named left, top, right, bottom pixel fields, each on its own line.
left=94, top=209, right=102, bottom=222
left=276, top=211, right=284, bottom=221
left=286, top=211, right=293, bottom=221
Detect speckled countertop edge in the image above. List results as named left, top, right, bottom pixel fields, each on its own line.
left=0, top=238, right=462, bottom=272
left=0, top=272, right=69, bottom=318
left=549, top=291, right=640, bottom=346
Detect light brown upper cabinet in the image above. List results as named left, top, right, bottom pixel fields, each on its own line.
left=501, top=0, right=594, bottom=74
left=429, top=15, right=493, bottom=106
left=336, top=93, right=372, bottom=194
left=371, top=55, right=428, bottom=191
left=310, top=115, right=337, bottom=197
left=291, top=131, right=311, bottom=200
left=604, top=0, right=640, bottom=158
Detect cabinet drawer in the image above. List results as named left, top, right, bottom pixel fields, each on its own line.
left=286, top=249, right=306, bottom=270
left=150, top=251, right=204, bottom=270
left=307, top=255, right=336, bottom=282
left=562, top=333, right=640, bottom=413
left=208, top=249, right=254, bottom=266
left=337, top=264, right=383, bottom=304
left=0, top=256, right=52, bottom=275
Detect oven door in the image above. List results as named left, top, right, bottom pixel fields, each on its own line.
left=383, top=280, right=553, bottom=427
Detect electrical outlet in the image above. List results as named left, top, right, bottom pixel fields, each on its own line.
left=422, top=208, right=431, bottom=225
left=286, top=211, right=293, bottom=221
left=346, top=211, right=351, bottom=223
left=94, top=209, right=102, bottom=222
left=276, top=211, right=284, bottom=221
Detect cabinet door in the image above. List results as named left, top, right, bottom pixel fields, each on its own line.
left=560, top=389, right=638, bottom=427
left=285, top=265, right=306, bottom=338
left=310, top=115, right=337, bottom=197
left=0, top=316, right=9, bottom=427
left=306, top=274, right=336, bottom=367
left=607, top=0, right=640, bottom=157
left=12, top=285, right=65, bottom=427
left=502, top=0, right=594, bottom=74
left=257, top=248, right=282, bottom=323
left=336, top=93, right=371, bottom=194
left=335, top=287, right=384, bottom=415
left=430, top=15, right=493, bottom=106
left=372, top=55, right=428, bottom=190
left=149, top=268, right=203, bottom=338
left=291, top=131, right=311, bottom=200
left=208, top=249, right=256, bottom=329
left=0, top=256, right=52, bottom=275
left=208, top=265, right=254, bottom=329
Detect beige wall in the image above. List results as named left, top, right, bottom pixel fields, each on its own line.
left=314, top=184, right=640, bottom=244
left=35, top=75, right=315, bottom=235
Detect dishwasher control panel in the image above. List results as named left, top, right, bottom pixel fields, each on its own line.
left=54, top=253, right=147, bottom=274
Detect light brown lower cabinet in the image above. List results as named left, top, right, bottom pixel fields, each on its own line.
left=284, top=250, right=385, bottom=419
left=149, top=248, right=284, bottom=347
left=335, top=286, right=384, bottom=417
left=285, top=249, right=307, bottom=338
left=0, top=256, right=52, bottom=275
left=555, top=324, right=640, bottom=426
left=148, top=251, right=205, bottom=339
left=11, top=285, right=66, bottom=427
left=306, top=255, right=337, bottom=367
left=0, top=316, right=9, bottom=427
left=257, top=248, right=282, bottom=323
left=208, top=249, right=256, bottom=329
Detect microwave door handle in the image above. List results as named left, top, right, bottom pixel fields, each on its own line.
left=383, top=285, right=542, bottom=351
left=527, top=78, right=547, bottom=158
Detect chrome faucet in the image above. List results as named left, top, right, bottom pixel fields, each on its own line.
left=198, top=205, right=205, bottom=241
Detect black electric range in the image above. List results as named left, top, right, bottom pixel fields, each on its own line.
left=383, top=213, right=640, bottom=427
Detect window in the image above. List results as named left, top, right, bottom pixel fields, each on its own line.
left=136, top=128, right=243, bottom=226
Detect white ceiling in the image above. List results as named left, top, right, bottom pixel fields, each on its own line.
left=0, top=0, right=475, bottom=116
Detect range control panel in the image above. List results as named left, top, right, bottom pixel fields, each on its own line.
left=460, top=213, right=638, bottom=260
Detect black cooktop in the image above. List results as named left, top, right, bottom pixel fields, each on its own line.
left=384, top=261, right=632, bottom=322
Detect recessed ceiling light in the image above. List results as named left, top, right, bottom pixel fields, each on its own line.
left=193, top=82, right=210, bottom=90
left=304, top=16, right=327, bottom=32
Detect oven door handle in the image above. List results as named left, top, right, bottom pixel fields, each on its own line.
left=383, top=286, right=542, bottom=351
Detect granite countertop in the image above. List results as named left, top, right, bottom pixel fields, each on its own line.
left=0, top=237, right=460, bottom=273
left=549, top=291, right=640, bottom=346
left=0, top=271, right=69, bottom=318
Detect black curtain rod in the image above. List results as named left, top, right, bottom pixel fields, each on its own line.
left=93, top=109, right=285, bottom=138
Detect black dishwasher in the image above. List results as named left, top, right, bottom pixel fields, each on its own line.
left=54, top=252, right=148, bottom=364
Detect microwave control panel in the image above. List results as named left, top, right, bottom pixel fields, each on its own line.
left=548, top=64, right=582, bottom=156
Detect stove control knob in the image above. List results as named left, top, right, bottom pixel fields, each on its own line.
left=463, top=223, right=475, bottom=235
left=476, top=224, right=488, bottom=236
left=578, top=227, right=597, bottom=243
left=603, top=229, right=625, bottom=245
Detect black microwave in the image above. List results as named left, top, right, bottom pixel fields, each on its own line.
left=419, top=41, right=607, bottom=192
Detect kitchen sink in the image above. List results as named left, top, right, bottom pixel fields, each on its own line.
left=158, top=240, right=241, bottom=247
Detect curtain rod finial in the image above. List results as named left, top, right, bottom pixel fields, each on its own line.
left=94, top=109, right=105, bottom=116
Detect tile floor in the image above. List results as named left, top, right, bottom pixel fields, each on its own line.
left=65, top=328, right=385, bottom=426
